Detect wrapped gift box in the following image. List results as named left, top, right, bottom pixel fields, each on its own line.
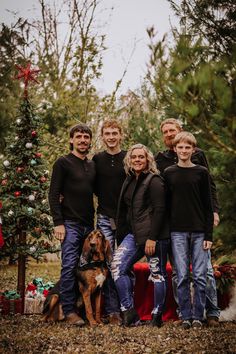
left=0, top=291, right=22, bottom=315
left=24, top=296, right=45, bottom=314
left=23, top=278, right=54, bottom=314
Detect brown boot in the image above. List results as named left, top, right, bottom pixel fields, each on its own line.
left=107, top=313, right=122, bottom=325
left=173, top=319, right=183, bottom=326
left=65, top=312, right=85, bottom=326
left=207, top=316, right=219, bottom=327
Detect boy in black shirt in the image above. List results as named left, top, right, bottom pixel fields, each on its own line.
left=93, top=120, right=126, bottom=324
left=49, top=124, right=95, bottom=326
left=164, top=132, right=214, bottom=329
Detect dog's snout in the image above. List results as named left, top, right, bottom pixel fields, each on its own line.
left=90, top=241, right=96, bottom=248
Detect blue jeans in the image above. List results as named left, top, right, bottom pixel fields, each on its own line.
left=171, top=250, right=220, bottom=319
left=60, top=221, right=93, bottom=316
left=97, top=214, right=120, bottom=315
left=171, top=232, right=208, bottom=321
left=111, top=233, right=170, bottom=314
left=205, top=250, right=220, bottom=318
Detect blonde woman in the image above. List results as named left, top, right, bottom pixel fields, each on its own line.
left=111, top=144, right=170, bottom=327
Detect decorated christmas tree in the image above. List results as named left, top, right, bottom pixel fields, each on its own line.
left=0, top=63, right=56, bottom=305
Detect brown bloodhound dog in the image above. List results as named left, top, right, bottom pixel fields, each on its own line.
left=41, top=229, right=113, bottom=327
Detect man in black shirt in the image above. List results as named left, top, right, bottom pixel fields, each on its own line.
left=155, top=118, right=220, bottom=326
left=93, top=120, right=126, bottom=324
left=49, top=124, right=95, bottom=326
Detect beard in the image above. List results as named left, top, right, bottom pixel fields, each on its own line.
left=163, top=137, right=175, bottom=149
left=75, top=144, right=90, bottom=155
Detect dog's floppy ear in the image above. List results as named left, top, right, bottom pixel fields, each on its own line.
left=104, top=239, right=113, bottom=265
left=82, top=236, right=91, bottom=261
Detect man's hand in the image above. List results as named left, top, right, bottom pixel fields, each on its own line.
left=53, top=225, right=66, bottom=242
left=145, top=239, right=156, bottom=256
left=213, top=212, right=220, bottom=227
left=203, top=240, right=212, bottom=250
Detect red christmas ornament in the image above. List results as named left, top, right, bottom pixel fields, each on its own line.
left=1, top=179, right=7, bottom=186
left=15, top=63, right=40, bottom=98
left=16, top=167, right=24, bottom=173
left=35, top=152, right=42, bottom=158
left=14, top=191, right=21, bottom=197
left=31, top=131, right=37, bottom=137
left=34, top=227, right=42, bottom=234
left=40, top=176, right=47, bottom=183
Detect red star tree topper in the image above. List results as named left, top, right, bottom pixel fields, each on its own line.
left=15, top=63, right=40, bottom=98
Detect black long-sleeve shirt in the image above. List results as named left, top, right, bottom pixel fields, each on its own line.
left=163, top=165, right=214, bottom=241
left=155, top=148, right=219, bottom=212
left=92, top=150, right=126, bottom=219
left=49, top=153, right=96, bottom=227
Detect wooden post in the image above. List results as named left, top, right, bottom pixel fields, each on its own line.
left=17, top=230, right=26, bottom=314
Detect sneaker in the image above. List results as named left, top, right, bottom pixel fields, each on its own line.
left=151, top=313, right=163, bottom=327
left=181, top=320, right=192, bottom=329
left=122, top=308, right=140, bottom=327
left=107, top=313, right=122, bottom=325
left=192, top=320, right=203, bottom=328
left=207, top=316, right=219, bottom=327
left=65, top=312, right=85, bottom=326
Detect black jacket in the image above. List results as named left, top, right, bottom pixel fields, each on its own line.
left=116, top=172, right=169, bottom=246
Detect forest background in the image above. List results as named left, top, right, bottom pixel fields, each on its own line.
left=0, top=0, right=235, bottom=258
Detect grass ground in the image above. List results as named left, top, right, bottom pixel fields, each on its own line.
left=0, top=260, right=236, bottom=354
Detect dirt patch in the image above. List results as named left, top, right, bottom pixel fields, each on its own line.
left=0, top=260, right=235, bottom=353
left=0, top=315, right=236, bottom=353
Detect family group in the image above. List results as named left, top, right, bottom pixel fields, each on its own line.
left=48, top=118, right=220, bottom=329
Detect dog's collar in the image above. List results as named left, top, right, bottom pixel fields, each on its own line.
left=78, top=260, right=107, bottom=271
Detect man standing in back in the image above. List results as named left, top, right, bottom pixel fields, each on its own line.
left=93, top=119, right=126, bottom=324
left=155, top=118, right=220, bottom=326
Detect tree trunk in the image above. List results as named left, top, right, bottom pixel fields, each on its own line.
left=17, top=230, right=26, bottom=314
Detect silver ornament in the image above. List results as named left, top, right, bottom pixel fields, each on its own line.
left=3, top=160, right=10, bottom=167
left=28, top=194, right=35, bottom=201
left=25, top=142, right=33, bottom=149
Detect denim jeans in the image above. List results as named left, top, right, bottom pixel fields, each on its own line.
left=60, top=221, right=93, bottom=316
left=205, top=250, right=220, bottom=318
left=97, top=214, right=120, bottom=315
left=171, top=232, right=208, bottom=321
left=111, top=233, right=170, bottom=314
left=171, top=250, right=220, bottom=319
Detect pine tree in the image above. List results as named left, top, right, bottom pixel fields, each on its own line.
left=0, top=64, right=55, bottom=262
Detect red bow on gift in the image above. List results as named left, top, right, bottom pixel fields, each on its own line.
left=26, top=283, right=37, bottom=292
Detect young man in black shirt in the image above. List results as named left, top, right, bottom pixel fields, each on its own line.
left=164, top=131, right=214, bottom=329
left=93, top=120, right=126, bottom=324
left=49, top=124, right=95, bottom=326
left=156, top=118, right=220, bottom=326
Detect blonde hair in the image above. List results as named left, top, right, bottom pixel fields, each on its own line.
left=160, top=118, right=182, bottom=132
left=101, top=119, right=123, bottom=135
left=124, top=144, right=159, bottom=175
left=173, top=131, right=197, bottom=147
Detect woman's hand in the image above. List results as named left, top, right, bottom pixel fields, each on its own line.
left=145, top=239, right=156, bottom=256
